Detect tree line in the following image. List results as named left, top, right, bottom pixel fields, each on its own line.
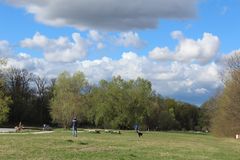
left=51, top=72, right=200, bottom=130
left=0, top=58, right=217, bottom=131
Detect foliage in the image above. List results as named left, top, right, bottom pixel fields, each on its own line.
left=199, top=96, right=218, bottom=131
left=210, top=52, right=240, bottom=137
left=88, top=76, right=153, bottom=129
left=50, top=71, right=88, bottom=128
left=0, top=59, right=11, bottom=125
left=174, top=103, right=199, bottom=130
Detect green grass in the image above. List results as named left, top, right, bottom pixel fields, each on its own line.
left=0, top=129, right=240, bottom=160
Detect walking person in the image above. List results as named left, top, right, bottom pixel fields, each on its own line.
left=72, top=117, right=78, bottom=137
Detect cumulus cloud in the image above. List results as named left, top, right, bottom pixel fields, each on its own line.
left=0, top=40, right=12, bottom=57
left=116, top=32, right=145, bottom=48
left=21, top=32, right=87, bottom=62
left=87, top=30, right=105, bottom=49
left=6, top=0, right=197, bottom=31
left=149, top=31, right=220, bottom=64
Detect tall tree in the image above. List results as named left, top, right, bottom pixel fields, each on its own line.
left=50, top=71, right=87, bottom=128
left=211, top=52, right=240, bottom=137
left=0, top=59, right=11, bottom=125
left=5, top=68, right=34, bottom=124
left=88, top=76, right=154, bottom=129
left=199, top=96, right=218, bottom=131
left=174, top=103, right=199, bottom=130
left=33, top=76, right=52, bottom=124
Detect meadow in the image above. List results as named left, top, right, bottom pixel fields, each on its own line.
left=0, top=130, right=239, bottom=160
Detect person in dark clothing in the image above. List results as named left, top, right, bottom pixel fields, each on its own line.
left=72, top=117, right=77, bottom=137
left=134, top=124, right=139, bottom=132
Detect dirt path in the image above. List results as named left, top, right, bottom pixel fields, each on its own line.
left=0, top=128, right=16, bottom=133
left=0, top=128, right=54, bottom=135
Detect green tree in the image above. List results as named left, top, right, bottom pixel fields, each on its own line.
left=0, top=59, right=11, bottom=125
left=146, top=94, right=179, bottom=131
left=174, top=103, right=199, bottom=130
left=50, top=71, right=87, bottom=128
left=88, top=76, right=153, bottom=129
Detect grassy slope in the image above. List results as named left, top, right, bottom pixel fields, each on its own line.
left=0, top=130, right=239, bottom=160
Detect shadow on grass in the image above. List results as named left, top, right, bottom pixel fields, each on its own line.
left=66, top=139, right=74, bottom=143
left=129, top=153, right=137, bottom=157
left=79, top=141, right=88, bottom=145
left=65, top=139, right=88, bottom=145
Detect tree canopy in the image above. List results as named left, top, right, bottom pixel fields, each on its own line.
left=50, top=71, right=88, bottom=128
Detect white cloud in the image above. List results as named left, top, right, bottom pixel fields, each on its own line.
left=18, top=52, right=31, bottom=59
left=116, top=32, right=145, bottom=48
left=149, top=47, right=172, bottom=61
left=171, top=30, right=184, bottom=40
left=6, top=0, right=197, bottom=31
left=87, top=30, right=105, bottom=50
left=88, top=30, right=102, bottom=42
left=149, top=31, right=220, bottom=64
left=0, top=40, right=12, bottom=57
left=20, top=32, right=48, bottom=48
left=21, top=32, right=87, bottom=62
left=195, top=88, right=208, bottom=94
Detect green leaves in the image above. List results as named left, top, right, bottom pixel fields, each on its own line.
left=88, top=76, right=153, bottom=129
left=50, top=71, right=88, bottom=128
left=0, top=59, right=11, bottom=125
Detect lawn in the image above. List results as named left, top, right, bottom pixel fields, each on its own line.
left=0, top=129, right=239, bottom=160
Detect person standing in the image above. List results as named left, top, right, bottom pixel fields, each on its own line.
left=72, top=117, right=77, bottom=137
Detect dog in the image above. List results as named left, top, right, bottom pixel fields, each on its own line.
left=136, top=130, right=143, bottom=137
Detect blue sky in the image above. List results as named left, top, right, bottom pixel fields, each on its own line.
left=0, top=0, right=239, bottom=105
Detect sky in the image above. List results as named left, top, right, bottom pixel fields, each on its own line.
left=0, top=0, right=239, bottom=105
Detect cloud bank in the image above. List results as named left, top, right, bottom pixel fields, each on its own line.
left=1, top=30, right=227, bottom=105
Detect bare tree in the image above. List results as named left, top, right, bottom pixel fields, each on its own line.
left=33, top=75, right=52, bottom=124
left=5, top=67, right=34, bottom=123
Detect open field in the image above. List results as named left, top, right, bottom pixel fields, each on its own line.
left=0, top=129, right=240, bottom=160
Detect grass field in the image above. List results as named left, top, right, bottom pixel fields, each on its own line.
left=0, top=129, right=240, bottom=160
